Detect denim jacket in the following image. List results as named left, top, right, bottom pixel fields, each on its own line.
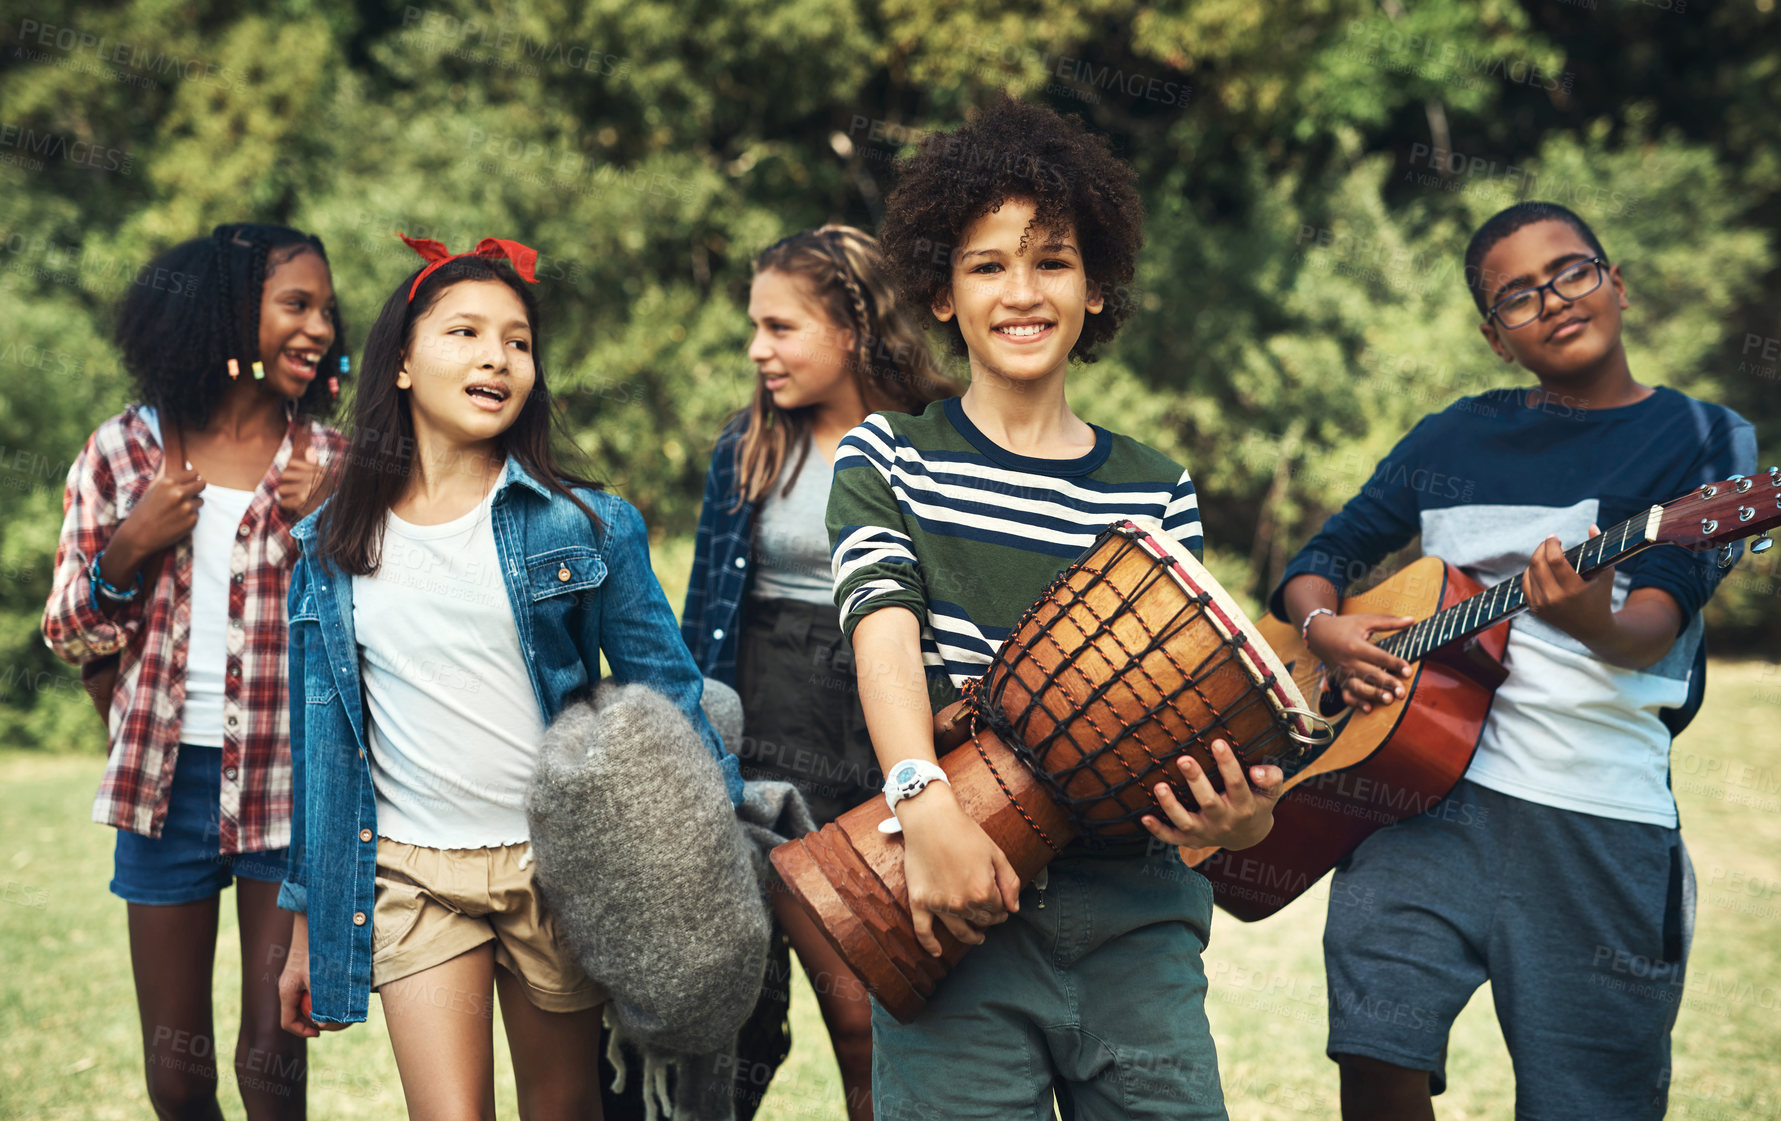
left=681, top=418, right=756, bottom=687
left=277, top=457, right=743, bottom=1024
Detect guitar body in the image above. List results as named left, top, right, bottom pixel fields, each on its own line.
left=1183, top=556, right=1511, bottom=921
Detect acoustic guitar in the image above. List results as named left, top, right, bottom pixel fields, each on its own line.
left=1183, top=469, right=1781, bottom=921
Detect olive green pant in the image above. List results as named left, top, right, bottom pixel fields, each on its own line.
left=872, top=849, right=1229, bottom=1121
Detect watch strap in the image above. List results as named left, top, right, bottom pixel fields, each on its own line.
left=882, top=758, right=950, bottom=813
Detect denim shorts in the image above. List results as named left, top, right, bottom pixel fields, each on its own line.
left=1323, top=779, right=1693, bottom=1119
left=872, top=849, right=1228, bottom=1121
left=110, top=745, right=290, bottom=905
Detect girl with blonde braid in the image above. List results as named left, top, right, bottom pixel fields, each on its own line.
left=681, top=225, right=956, bottom=1119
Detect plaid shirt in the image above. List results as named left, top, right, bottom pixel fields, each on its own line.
left=681, top=418, right=755, bottom=686
left=42, top=405, right=345, bottom=853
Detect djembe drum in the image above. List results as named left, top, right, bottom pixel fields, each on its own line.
left=770, top=518, right=1331, bottom=1022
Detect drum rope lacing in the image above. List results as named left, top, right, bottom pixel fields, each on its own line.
left=966, top=713, right=1065, bottom=855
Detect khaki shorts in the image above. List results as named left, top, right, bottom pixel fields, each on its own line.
left=372, top=838, right=606, bottom=1014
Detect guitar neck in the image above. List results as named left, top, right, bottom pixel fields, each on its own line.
left=1375, top=507, right=1662, bottom=663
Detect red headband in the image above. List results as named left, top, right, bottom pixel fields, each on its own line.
left=398, top=233, right=540, bottom=300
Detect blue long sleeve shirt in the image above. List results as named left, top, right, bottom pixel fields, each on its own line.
left=1271, top=386, right=1757, bottom=827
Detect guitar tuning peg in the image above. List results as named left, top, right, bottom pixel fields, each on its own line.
left=1753, top=534, right=1774, bottom=555
left=1717, top=544, right=1736, bottom=570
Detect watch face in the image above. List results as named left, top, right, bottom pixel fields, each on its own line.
left=894, top=764, right=918, bottom=785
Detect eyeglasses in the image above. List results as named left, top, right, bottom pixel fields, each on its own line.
left=1486, top=257, right=1608, bottom=330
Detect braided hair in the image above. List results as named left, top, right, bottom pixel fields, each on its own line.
left=114, top=223, right=348, bottom=431
left=732, top=224, right=957, bottom=507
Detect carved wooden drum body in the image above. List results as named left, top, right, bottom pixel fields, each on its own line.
left=980, top=517, right=1326, bottom=845
left=771, top=518, right=1328, bottom=1021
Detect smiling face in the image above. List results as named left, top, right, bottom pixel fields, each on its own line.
left=1476, top=218, right=1628, bottom=382
left=255, top=247, right=337, bottom=398
left=745, top=268, right=860, bottom=414
left=396, top=279, right=536, bottom=451
left=933, top=197, right=1102, bottom=386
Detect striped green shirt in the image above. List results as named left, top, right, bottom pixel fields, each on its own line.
left=827, top=397, right=1203, bottom=705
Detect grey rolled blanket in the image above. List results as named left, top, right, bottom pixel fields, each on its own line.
left=526, top=680, right=816, bottom=1120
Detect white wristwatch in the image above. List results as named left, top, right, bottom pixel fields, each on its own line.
left=878, top=759, right=951, bottom=834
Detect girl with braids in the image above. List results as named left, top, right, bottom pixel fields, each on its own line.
left=678, top=224, right=956, bottom=1120
left=42, top=223, right=349, bottom=1119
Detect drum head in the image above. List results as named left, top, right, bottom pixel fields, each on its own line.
left=1120, top=517, right=1321, bottom=744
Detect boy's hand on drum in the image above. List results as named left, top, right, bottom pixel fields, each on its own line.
left=897, top=785, right=1022, bottom=957
left=1142, top=738, right=1285, bottom=851
left=1304, top=612, right=1414, bottom=714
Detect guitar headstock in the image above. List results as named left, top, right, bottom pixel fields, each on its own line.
left=1653, top=467, right=1781, bottom=554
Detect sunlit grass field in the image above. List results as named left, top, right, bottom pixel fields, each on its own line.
left=5, top=588, right=1777, bottom=1121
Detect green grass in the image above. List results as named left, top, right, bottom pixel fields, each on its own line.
left=5, top=661, right=1778, bottom=1119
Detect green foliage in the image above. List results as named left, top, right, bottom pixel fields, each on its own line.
left=3, top=0, right=1777, bottom=750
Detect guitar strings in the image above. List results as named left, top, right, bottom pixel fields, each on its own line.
left=1378, top=509, right=1647, bottom=663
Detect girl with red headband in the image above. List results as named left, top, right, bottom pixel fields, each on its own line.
left=42, top=223, right=348, bottom=1118
left=274, top=235, right=739, bottom=1119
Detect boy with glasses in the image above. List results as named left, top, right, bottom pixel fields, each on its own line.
left=1274, top=201, right=1756, bottom=1118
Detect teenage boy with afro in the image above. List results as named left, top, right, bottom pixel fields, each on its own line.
left=827, top=94, right=1278, bottom=1119
left=1275, top=201, right=1757, bottom=1118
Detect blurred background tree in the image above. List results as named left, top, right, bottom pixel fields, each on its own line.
left=2, top=0, right=1775, bottom=751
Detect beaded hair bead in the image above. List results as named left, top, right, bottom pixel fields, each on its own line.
left=251, top=360, right=265, bottom=381
left=227, top=358, right=240, bottom=380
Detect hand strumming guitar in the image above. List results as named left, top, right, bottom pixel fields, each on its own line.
left=1305, top=612, right=1416, bottom=714
left=1282, top=573, right=1413, bottom=715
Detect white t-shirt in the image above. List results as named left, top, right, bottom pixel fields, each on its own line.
left=179, top=483, right=257, bottom=747
left=1422, top=501, right=1694, bottom=828
left=353, top=491, right=546, bottom=848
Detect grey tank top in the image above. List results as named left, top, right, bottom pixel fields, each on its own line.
left=750, top=443, right=838, bottom=606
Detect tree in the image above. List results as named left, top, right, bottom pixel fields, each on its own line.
left=2, top=0, right=1774, bottom=749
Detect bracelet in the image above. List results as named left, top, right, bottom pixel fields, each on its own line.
left=1300, top=607, right=1337, bottom=643
left=88, top=552, right=143, bottom=603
